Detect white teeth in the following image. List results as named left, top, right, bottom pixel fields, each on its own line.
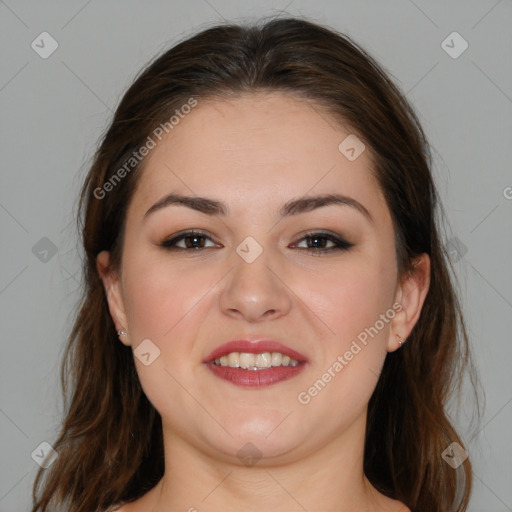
left=255, top=352, right=272, bottom=368
left=239, top=353, right=254, bottom=369
left=227, top=352, right=240, bottom=368
left=271, top=352, right=282, bottom=366
left=213, top=351, right=300, bottom=369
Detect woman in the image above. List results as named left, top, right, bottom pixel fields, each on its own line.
left=31, top=16, right=478, bottom=512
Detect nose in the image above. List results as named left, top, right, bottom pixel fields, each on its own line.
left=219, top=243, right=292, bottom=323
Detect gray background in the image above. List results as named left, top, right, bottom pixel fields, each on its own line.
left=1, top=1, right=511, bottom=510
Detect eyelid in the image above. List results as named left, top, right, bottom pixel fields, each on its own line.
left=291, top=230, right=354, bottom=251
left=160, top=229, right=354, bottom=254
left=160, top=229, right=220, bottom=248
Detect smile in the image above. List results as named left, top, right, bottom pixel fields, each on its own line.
left=203, top=340, right=309, bottom=387
left=205, top=352, right=307, bottom=387
left=210, top=351, right=300, bottom=369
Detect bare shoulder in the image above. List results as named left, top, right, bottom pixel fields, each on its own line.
left=106, top=495, right=146, bottom=512
left=112, top=500, right=411, bottom=512
left=108, top=492, right=411, bottom=512
left=385, top=497, right=411, bottom=512
left=103, top=504, right=129, bottom=512
left=385, top=498, right=411, bottom=512
left=374, top=491, right=411, bottom=512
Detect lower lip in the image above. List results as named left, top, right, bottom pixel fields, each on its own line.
left=205, top=362, right=307, bottom=387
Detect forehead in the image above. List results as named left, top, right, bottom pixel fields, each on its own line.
left=128, top=92, right=388, bottom=222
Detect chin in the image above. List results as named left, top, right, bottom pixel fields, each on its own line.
left=206, top=411, right=304, bottom=463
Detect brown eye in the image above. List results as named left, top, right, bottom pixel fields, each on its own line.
left=292, top=231, right=354, bottom=255
left=160, top=230, right=354, bottom=254
left=160, top=230, right=219, bottom=250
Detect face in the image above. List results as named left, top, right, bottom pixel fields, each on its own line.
left=98, top=92, right=429, bottom=465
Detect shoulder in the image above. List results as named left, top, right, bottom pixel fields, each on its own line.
left=103, top=504, right=127, bottom=512
left=390, top=500, right=411, bottom=511
left=375, top=493, right=411, bottom=512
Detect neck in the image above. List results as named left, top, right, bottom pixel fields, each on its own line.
left=149, top=412, right=382, bottom=512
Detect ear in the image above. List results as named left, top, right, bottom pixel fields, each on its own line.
left=387, top=253, right=430, bottom=352
left=96, top=250, right=131, bottom=346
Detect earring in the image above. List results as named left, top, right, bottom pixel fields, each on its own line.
left=396, top=334, right=403, bottom=347
left=117, top=330, right=128, bottom=336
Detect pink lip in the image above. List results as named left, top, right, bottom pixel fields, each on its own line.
left=206, top=363, right=307, bottom=387
left=203, top=340, right=309, bottom=363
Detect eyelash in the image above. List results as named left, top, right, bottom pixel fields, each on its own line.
left=159, top=229, right=354, bottom=255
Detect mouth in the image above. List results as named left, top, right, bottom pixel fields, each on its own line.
left=203, top=339, right=308, bottom=388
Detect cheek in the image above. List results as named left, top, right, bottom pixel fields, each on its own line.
left=306, top=259, right=394, bottom=344
left=297, top=257, right=395, bottom=413
left=120, top=256, right=210, bottom=419
left=122, top=251, right=207, bottom=340
left=121, top=251, right=215, bottom=399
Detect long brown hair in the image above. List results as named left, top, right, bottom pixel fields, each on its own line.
left=32, top=15, right=481, bottom=512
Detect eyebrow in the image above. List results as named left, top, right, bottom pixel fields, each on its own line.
left=143, top=192, right=373, bottom=223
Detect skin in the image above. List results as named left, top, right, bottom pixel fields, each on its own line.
left=97, top=92, right=429, bottom=512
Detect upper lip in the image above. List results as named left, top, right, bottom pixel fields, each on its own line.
left=203, top=339, right=309, bottom=363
